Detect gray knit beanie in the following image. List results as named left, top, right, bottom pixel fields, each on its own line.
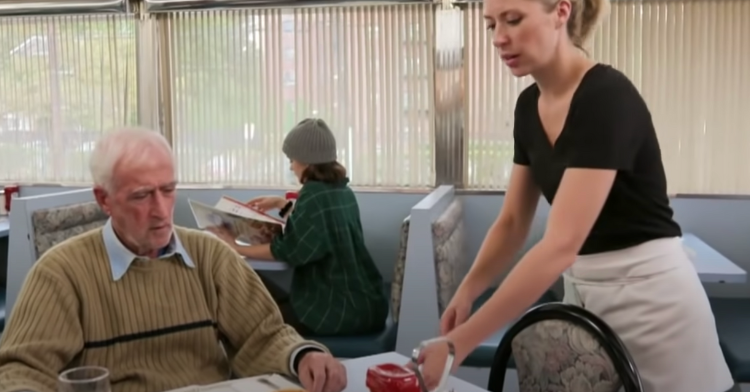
left=282, top=118, right=337, bottom=164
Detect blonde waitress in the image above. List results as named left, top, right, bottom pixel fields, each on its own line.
left=414, top=0, right=733, bottom=389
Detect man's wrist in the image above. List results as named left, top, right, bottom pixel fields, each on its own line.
left=290, top=345, right=325, bottom=375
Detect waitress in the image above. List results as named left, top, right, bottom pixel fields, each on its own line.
left=412, top=0, right=731, bottom=389
left=210, top=118, right=388, bottom=337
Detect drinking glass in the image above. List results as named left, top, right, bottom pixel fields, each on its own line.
left=58, top=366, right=111, bottom=392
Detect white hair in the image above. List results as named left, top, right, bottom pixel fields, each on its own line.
left=89, top=127, right=173, bottom=191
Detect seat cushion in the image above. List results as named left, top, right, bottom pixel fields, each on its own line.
left=462, top=289, right=559, bottom=368
left=710, top=297, right=750, bottom=382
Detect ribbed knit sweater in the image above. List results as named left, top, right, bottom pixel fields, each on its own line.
left=0, top=227, right=320, bottom=392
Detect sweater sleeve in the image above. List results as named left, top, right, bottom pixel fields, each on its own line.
left=0, top=260, right=83, bottom=392
left=212, top=242, right=327, bottom=377
left=270, top=196, right=329, bottom=266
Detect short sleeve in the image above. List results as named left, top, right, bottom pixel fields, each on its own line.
left=563, top=72, right=646, bottom=170
left=512, top=85, right=537, bottom=166
left=513, top=130, right=530, bottom=165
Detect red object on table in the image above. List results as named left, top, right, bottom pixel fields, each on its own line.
left=4, top=185, right=19, bottom=213
left=366, top=363, right=421, bottom=392
left=285, top=191, right=299, bottom=200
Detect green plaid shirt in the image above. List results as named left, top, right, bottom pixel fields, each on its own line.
left=270, top=179, right=388, bottom=335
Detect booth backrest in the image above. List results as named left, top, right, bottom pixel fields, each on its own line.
left=5, top=188, right=98, bottom=317
left=395, top=185, right=461, bottom=355
left=390, top=216, right=411, bottom=323
left=32, top=201, right=108, bottom=257
left=432, top=199, right=469, bottom=314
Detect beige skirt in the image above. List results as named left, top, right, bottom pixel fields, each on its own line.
left=563, top=237, right=733, bottom=392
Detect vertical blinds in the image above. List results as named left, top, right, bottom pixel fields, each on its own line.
left=166, top=5, right=435, bottom=188
left=0, top=1, right=747, bottom=195
left=0, top=14, right=137, bottom=183
left=465, top=0, right=750, bottom=193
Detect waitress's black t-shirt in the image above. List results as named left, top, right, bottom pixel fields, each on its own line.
left=513, top=63, right=682, bottom=255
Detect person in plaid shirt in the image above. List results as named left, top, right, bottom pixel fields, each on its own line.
left=210, top=118, right=388, bottom=336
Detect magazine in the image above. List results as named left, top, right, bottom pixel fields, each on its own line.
left=188, top=196, right=284, bottom=245
left=163, top=374, right=301, bottom=392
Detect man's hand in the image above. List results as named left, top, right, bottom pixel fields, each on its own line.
left=297, top=351, right=347, bottom=392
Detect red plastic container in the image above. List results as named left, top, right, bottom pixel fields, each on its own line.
left=4, top=185, right=19, bottom=213
left=366, top=363, right=421, bottom=392
left=285, top=191, right=299, bottom=200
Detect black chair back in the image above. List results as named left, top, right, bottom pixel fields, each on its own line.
left=487, top=302, right=643, bottom=392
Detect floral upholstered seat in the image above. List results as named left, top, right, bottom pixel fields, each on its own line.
left=488, top=303, right=642, bottom=392
left=390, top=216, right=411, bottom=323
left=431, top=199, right=468, bottom=313
left=31, top=201, right=108, bottom=257
left=511, top=319, right=623, bottom=392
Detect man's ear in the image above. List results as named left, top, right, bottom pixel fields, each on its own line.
left=93, top=186, right=111, bottom=215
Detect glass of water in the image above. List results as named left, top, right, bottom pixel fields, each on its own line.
left=58, top=366, right=111, bottom=392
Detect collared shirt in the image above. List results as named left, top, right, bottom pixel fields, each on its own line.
left=102, top=219, right=195, bottom=281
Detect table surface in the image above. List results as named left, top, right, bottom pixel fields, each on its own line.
left=247, top=259, right=289, bottom=271
left=682, top=233, right=747, bottom=283
left=341, top=352, right=488, bottom=392
left=202, top=230, right=289, bottom=271
left=163, top=353, right=487, bottom=392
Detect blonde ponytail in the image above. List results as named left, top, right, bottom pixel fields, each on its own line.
left=566, top=0, right=609, bottom=49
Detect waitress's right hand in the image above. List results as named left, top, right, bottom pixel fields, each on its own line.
left=440, top=291, right=473, bottom=335
left=246, top=196, right=287, bottom=212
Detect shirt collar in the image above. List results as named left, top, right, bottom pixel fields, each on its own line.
left=102, top=219, right=195, bottom=281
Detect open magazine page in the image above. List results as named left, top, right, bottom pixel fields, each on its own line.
left=214, top=196, right=284, bottom=224
left=162, top=374, right=301, bottom=392
left=188, top=199, right=282, bottom=245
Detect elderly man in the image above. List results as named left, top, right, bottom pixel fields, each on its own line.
left=0, top=128, right=347, bottom=392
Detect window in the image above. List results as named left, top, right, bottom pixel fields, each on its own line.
left=282, top=20, right=294, bottom=32
left=167, top=5, right=435, bottom=188
left=283, top=70, right=296, bottom=86
left=3, top=1, right=742, bottom=195
left=465, top=0, right=750, bottom=194
left=10, top=36, right=48, bottom=56
left=0, top=14, right=138, bottom=183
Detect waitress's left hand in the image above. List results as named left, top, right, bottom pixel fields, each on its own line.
left=412, top=337, right=470, bottom=391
